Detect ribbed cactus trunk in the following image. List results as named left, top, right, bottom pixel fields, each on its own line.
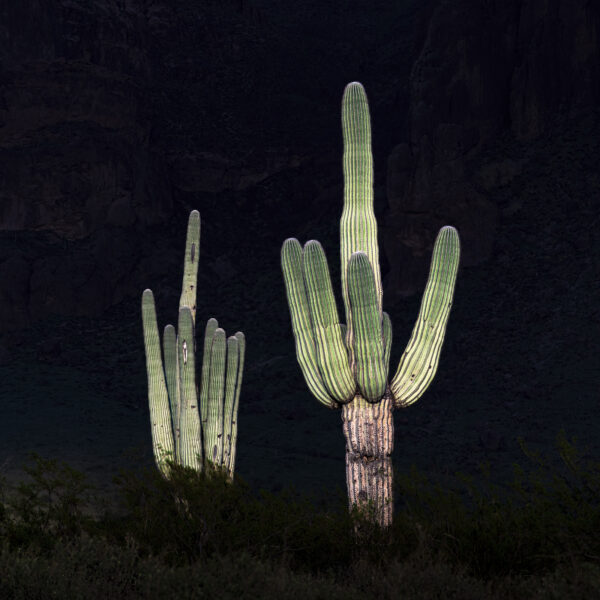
left=342, top=390, right=394, bottom=529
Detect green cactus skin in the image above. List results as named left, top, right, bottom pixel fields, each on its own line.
left=141, top=210, right=246, bottom=481
left=281, top=82, right=460, bottom=529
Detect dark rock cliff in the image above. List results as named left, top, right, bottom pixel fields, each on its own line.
left=0, top=0, right=283, bottom=332
left=1, top=0, right=598, bottom=334
left=383, top=0, right=600, bottom=299
left=0, top=0, right=421, bottom=335
left=0, top=0, right=598, bottom=505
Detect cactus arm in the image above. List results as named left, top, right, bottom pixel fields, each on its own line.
left=222, top=334, right=240, bottom=474
left=179, top=210, right=201, bottom=324
left=226, top=331, right=245, bottom=479
left=203, top=327, right=227, bottom=465
left=177, top=306, right=203, bottom=470
left=141, top=289, right=175, bottom=476
left=390, top=226, right=461, bottom=407
left=281, top=237, right=340, bottom=408
left=162, top=324, right=180, bottom=462
left=302, top=240, right=356, bottom=403
left=382, top=311, right=392, bottom=377
left=199, top=317, right=219, bottom=436
left=340, top=82, right=382, bottom=374
left=347, top=251, right=387, bottom=401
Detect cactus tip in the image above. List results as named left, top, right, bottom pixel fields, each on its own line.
left=440, top=225, right=458, bottom=234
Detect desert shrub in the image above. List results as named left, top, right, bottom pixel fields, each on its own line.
left=0, top=431, right=598, bottom=596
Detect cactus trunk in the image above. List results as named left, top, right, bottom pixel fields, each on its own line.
left=342, top=390, right=394, bottom=529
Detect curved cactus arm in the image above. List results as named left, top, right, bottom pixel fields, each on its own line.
left=177, top=306, right=203, bottom=470
left=203, top=327, right=227, bottom=465
left=281, top=238, right=339, bottom=408
left=179, top=210, right=201, bottom=324
left=390, top=226, right=461, bottom=407
left=227, top=331, right=245, bottom=479
left=347, top=251, right=387, bottom=401
left=162, top=324, right=180, bottom=462
left=141, top=289, right=175, bottom=476
left=302, top=240, right=356, bottom=403
left=340, top=82, right=383, bottom=367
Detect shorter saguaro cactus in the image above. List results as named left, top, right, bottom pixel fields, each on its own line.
left=141, top=210, right=245, bottom=481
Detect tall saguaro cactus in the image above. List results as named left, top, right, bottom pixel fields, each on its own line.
left=141, top=210, right=246, bottom=481
left=281, top=82, right=460, bottom=529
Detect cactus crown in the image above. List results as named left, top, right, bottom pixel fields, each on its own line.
left=281, top=82, right=460, bottom=409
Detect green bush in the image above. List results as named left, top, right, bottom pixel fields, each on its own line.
left=0, top=431, right=598, bottom=598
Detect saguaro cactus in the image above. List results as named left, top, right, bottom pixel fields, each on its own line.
left=281, top=82, right=460, bottom=529
left=141, top=210, right=246, bottom=481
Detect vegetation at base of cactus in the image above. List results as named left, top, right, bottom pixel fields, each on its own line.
left=1, top=433, right=599, bottom=596
left=280, top=82, right=461, bottom=530
left=141, top=210, right=246, bottom=481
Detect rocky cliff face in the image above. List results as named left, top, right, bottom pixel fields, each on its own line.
left=0, top=0, right=299, bottom=336
left=0, top=0, right=598, bottom=341
left=382, top=0, right=599, bottom=299
left=0, top=0, right=167, bottom=238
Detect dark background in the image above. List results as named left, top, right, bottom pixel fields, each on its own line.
left=0, top=0, right=598, bottom=511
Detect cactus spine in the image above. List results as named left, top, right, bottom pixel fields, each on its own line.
left=281, top=82, right=460, bottom=529
left=141, top=210, right=245, bottom=480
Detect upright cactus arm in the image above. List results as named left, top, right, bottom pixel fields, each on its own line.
left=141, top=289, right=175, bottom=476
left=302, top=240, right=356, bottom=403
left=223, top=331, right=245, bottom=479
left=224, top=331, right=246, bottom=479
left=340, top=82, right=383, bottom=370
left=175, top=211, right=202, bottom=470
left=177, top=306, right=203, bottom=470
left=180, top=210, right=201, bottom=324
left=390, top=226, right=460, bottom=407
left=281, top=238, right=343, bottom=408
left=199, top=317, right=220, bottom=435
left=162, top=324, right=180, bottom=461
left=346, top=251, right=387, bottom=401
left=203, top=327, right=227, bottom=465
left=382, top=311, right=392, bottom=377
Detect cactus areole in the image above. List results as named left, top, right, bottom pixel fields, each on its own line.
left=141, top=210, right=246, bottom=481
left=281, top=82, right=460, bottom=529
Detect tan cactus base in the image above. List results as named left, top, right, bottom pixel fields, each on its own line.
left=341, top=388, right=394, bottom=530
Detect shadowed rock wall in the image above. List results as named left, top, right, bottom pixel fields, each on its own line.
left=0, top=0, right=598, bottom=339
left=383, top=0, right=599, bottom=300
